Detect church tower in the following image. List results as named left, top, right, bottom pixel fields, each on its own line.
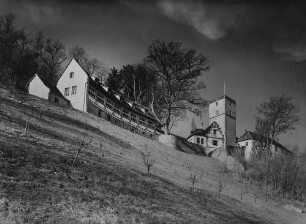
left=208, top=95, right=236, bottom=147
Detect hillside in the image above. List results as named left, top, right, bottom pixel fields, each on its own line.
left=0, top=85, right=305, bottom=224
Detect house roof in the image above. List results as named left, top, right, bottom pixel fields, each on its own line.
left=210, top=95, right=236, bottom=105
left=186, top=121, right=222, bottom=140
left=27, top=74, right=69, bottom=102
left=238, top=130, right=292, bottom=154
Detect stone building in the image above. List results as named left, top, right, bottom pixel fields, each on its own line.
left=187, top=95, right=237, bottom=149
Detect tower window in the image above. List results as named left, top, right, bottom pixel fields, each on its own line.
left=216, top=110, right=219, bottom=115
left=212, top=140, right=218, bottom=146
left=70, top=72, right=74, bottom=78
left=229, top=110, right=232, bottom=115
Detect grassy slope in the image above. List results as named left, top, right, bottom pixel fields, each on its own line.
left=0, top=86, right=305, bottom=224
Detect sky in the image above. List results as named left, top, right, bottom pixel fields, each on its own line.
left=1, top=0, right=305, bottom=150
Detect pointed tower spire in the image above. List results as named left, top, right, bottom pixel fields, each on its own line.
left=223, top=81, right=226, bottom=97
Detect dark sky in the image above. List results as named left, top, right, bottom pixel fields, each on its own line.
left=1, top=0, right=305, bottom=150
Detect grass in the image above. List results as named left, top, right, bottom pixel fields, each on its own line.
left=0, top=85, right=305, bottom=223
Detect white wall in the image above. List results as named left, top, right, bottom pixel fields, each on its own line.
left=238, top=140, right=253, bottom=160
left=187, top=134, right=223, bottom=148
left=28, top=75, right=50, bottom=100
left=238, top=140, right=281, bottom=161
left=57, top=59, right=88, bottom=112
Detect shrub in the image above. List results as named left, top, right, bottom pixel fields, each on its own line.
left=244, top=149, right=306, bottom=201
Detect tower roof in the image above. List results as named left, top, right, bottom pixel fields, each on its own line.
left=210, top=95, right=236, bottom=105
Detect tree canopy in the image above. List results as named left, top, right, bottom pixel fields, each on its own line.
left=106, top=63, right=156, bottom=107
left=69, top=45, right=108, bottom=82
left=255, top=95, right=300, bottom=150
left=0, top=13, right=67, bottom=88
left=145, top=40, right=209, bottom=134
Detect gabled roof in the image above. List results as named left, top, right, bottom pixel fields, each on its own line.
left=186, top=121, right=222, bottom=140
left=238, top=130, right=291, bottom=153
left=27, top=74, right=69, bottom=102
left=210, top=95, right=236, bottom=105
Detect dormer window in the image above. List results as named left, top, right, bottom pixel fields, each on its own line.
left=70, top=72, right=74, bottom=78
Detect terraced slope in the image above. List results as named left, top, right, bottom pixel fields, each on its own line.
left=0, top=86, right=305, bottom=223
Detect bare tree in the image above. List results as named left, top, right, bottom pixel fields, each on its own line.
left=145, top=40, right=209, bottom=134
left=40, top=38, right=67, bottom=83
left=69, top=44, right=89, bottom=67
left=140, top=146, right=155, bottom=176
left=255, top=95, right=300, bottom=151
left=190, top=117, right=197, bottom=131
left=69, top=45, right=108, bottom=82
left=71, top=121, right=92, bottom=167
left=189, top=173, right=198, bottom=193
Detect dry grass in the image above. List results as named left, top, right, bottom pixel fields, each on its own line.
left=0, top=86, right=305, bottom=223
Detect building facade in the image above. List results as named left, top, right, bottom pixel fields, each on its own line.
left=27, top=74, right=71, bottom=107
left=187, top=95, right=236, bottom=150
left=237, top=130, right=292, bottom=160
left=187, top=121, right=224, bottom=149
left=209, top=95, right=236, bottom=147
left=56, top=58, right=162, bottom=138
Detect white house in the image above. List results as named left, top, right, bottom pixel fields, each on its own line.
left=237, top=130, right=292, bottom=160
left=187, top=121, right=224, bottom=149
left=27, top=74, right=70, bottom=107
left=56, top=58, right=89, bottom=111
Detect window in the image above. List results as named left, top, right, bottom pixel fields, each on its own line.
left=131, top=113, right=137, bottom=123
left=216, top=110, right=219, bottom=115
left=54, top=97, right=59, bottom=103
left=229, top=110, right=232, bottom=115
left=148, top=120, right=154, bottom=129
left=114, top=104, right=121, bottom=114
left=139, top=117, right=146, bottom=126
left=70, top=72, right=74, bottom=78
left=216, top=102, right=218, bottom=106
left=122, top=109, right=130, bottom=119
left=212, top=140, right=218, bottom=146
left=201, top=138, right=204, bottom=144
left=213, top=129, right=217, bottom=135
left=64, top=87, right=70, bottom=96
left=72, top=86, right=77, bottom=95
left=246, top=142, right=248, bottom=146
left=106, top=99, right=113, bottom=109
left=197, top=137, right=200, bottom=144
